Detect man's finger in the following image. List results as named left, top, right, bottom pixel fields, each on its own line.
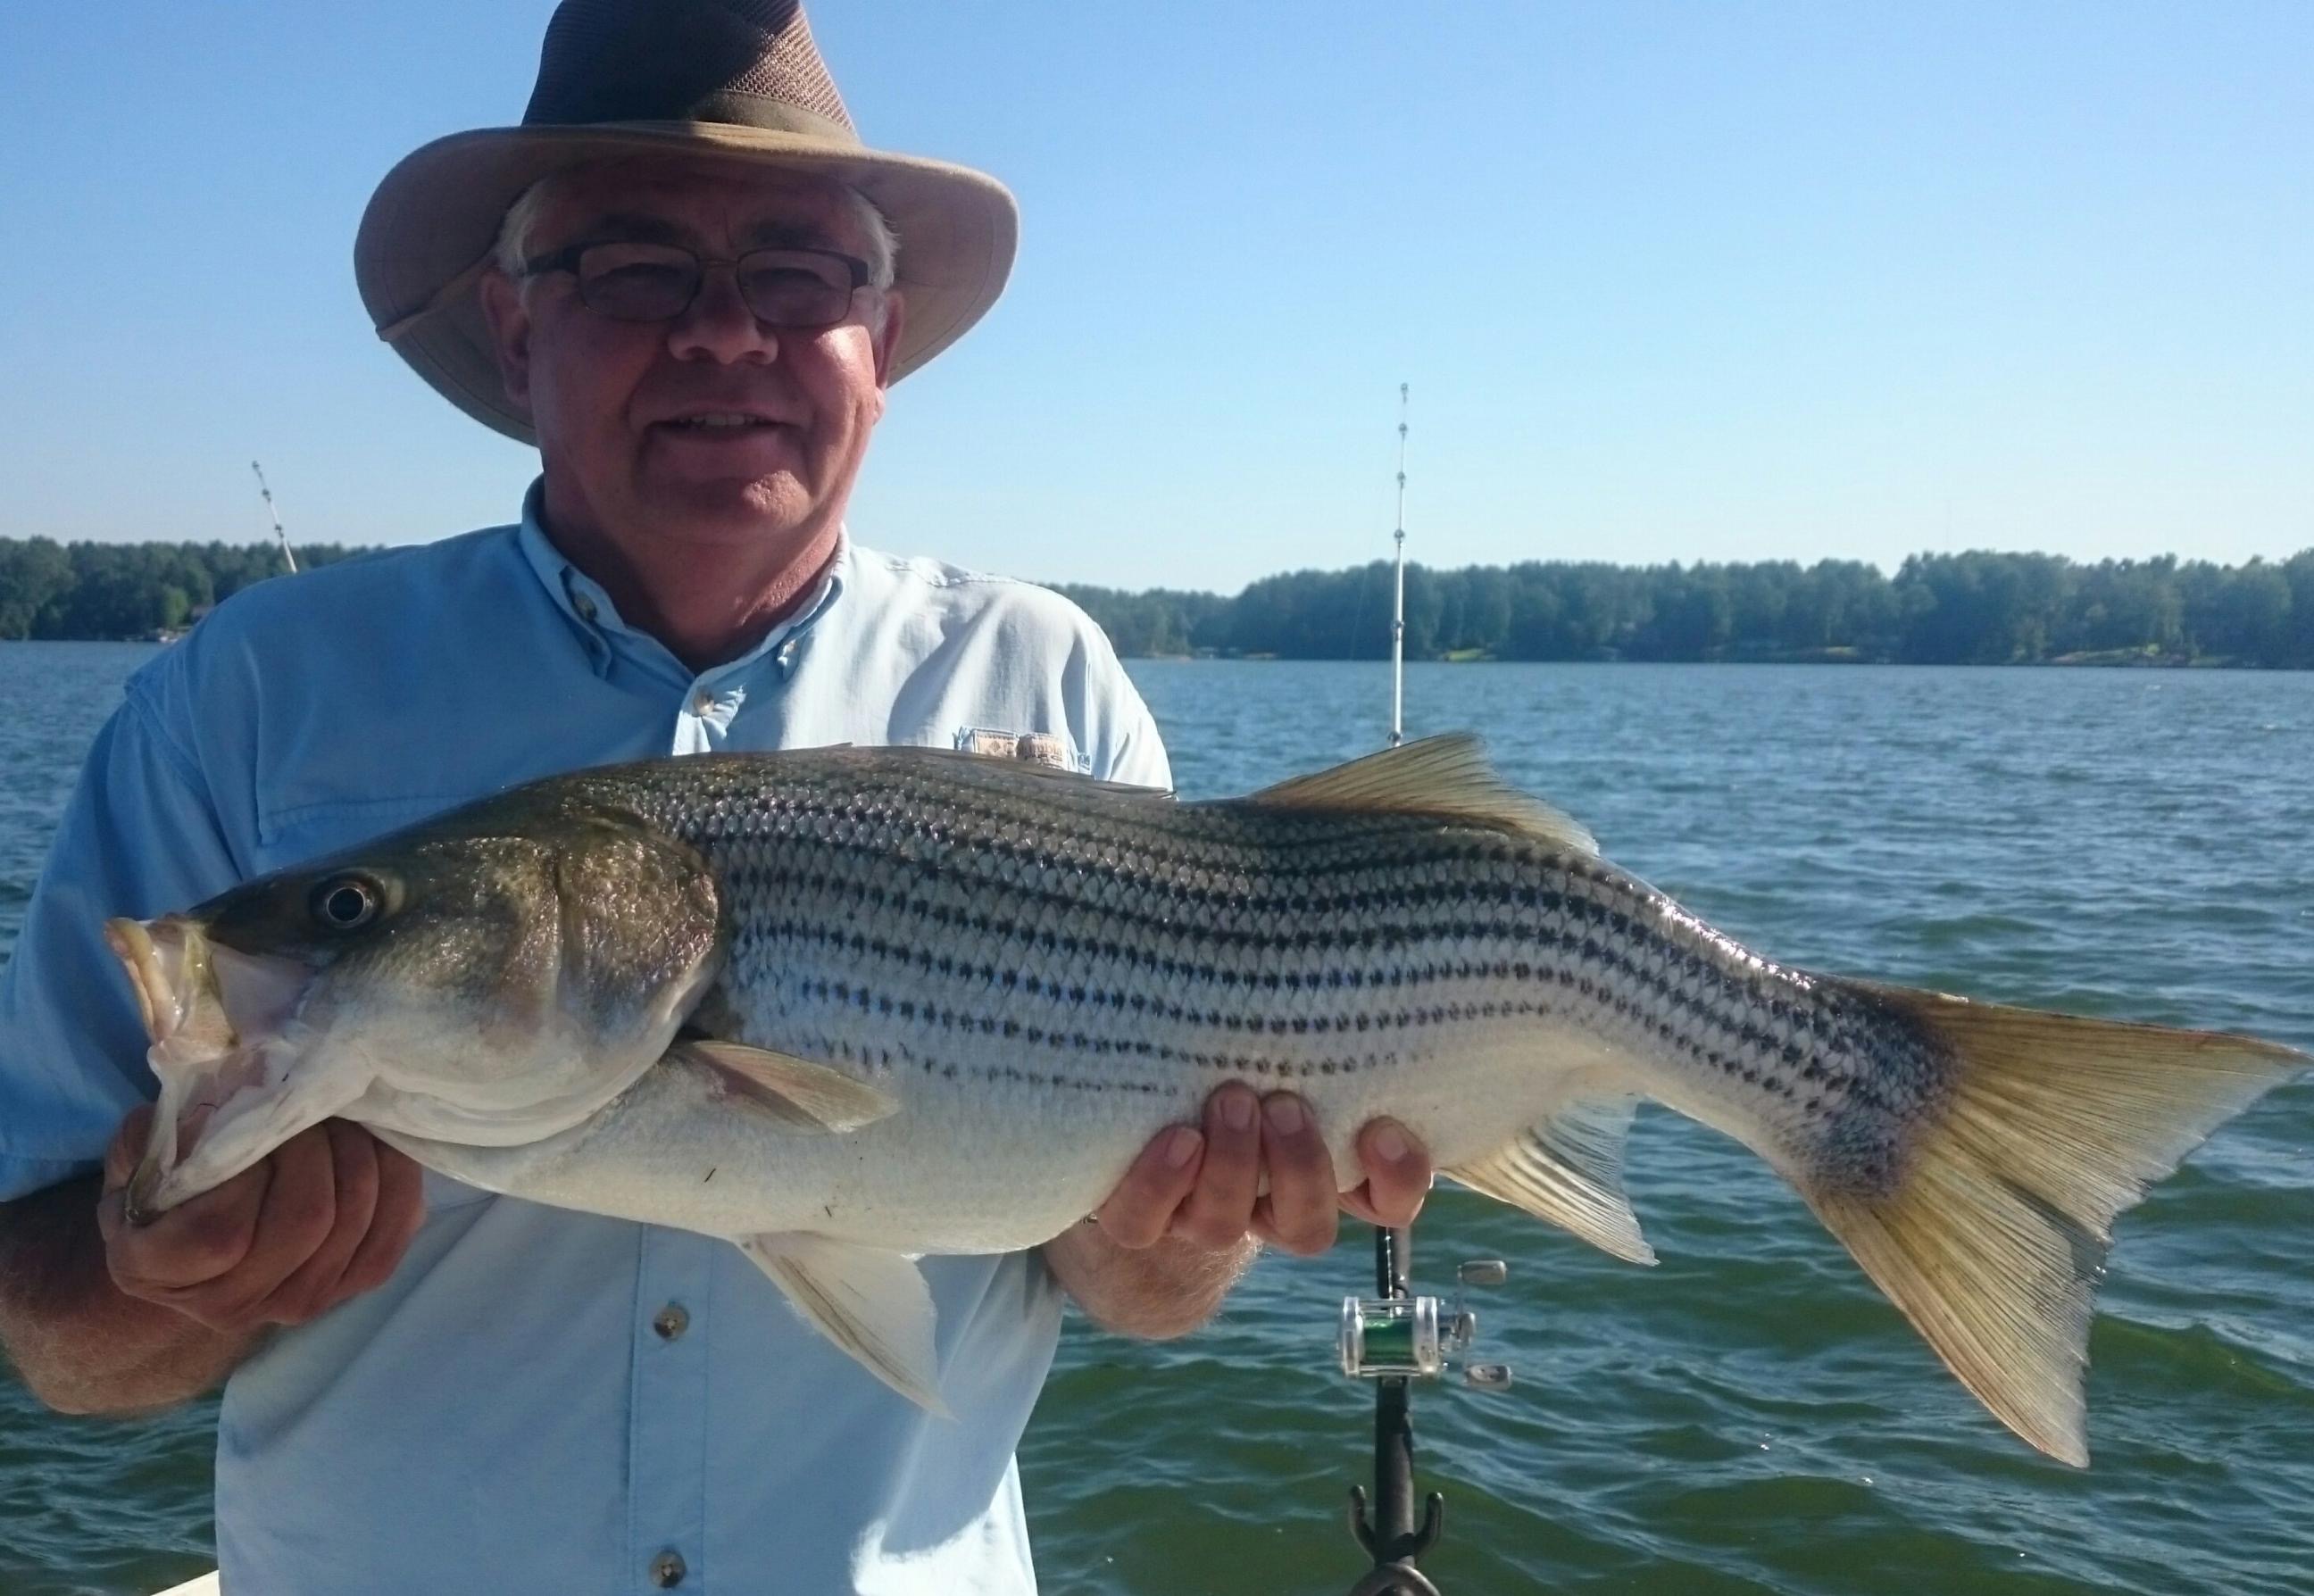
left=170, top=1125, right=338, bottom=1326
left=254, top=1121, right=378, bottom=1323
left=1091, top=1125, right=1204, bottom=1250
left=337, top=1140, right=429, bottom=1299
left=1173, top=1085, right=1261, bottom=1250
left=1250, top=1093, right=1337, bottom=1256
left=1346, top=1118, right=1434, bottom=1229
left=105, top=1159, right=271, bottom=1297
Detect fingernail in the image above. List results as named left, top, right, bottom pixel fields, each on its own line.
left=1165, top=1126, right=1202, bottom=1168
left=1220, top=1092, right=1256, bottom=1132
left=1263, top=1096, right=1305, bottom=1135
left=1375, top=1126, right=1410, bottom=1163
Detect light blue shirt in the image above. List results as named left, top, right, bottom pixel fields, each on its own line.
left=0, top=488, right=1170, bottom=1595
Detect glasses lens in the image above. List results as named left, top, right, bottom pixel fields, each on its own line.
left=575, top=243, right=700, bottom=321
left=737, top=250, right=855, bottom=328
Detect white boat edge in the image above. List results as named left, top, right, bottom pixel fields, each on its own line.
left=153, top=1575, right=219, bottom=1595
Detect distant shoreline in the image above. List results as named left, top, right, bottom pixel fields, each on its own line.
left=2, top=539, right=2308, bottom=669
left=1, top=637, right=2292, bottom=670
left=1055, top=547, right=2313, bottom=670
left=1118, top=650, right=2298, bottom=669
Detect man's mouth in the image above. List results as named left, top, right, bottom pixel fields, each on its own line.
left=654, top=407, right=798, bottom=438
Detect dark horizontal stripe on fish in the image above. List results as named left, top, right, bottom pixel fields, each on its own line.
left=786, top=1027, right=1187, bottom=1097
left=716, top=839, right=1672, bottom=962
left=729, top=850, right=1797, bottom=1024
left=736, top=905, right=1871, bottom=1111
left=729, top=864, right=1827, bottom=1046
left=673, top=779, right=1507, bottom=872
left=778, top=973, right=1560, bottom=1082
left=685, top=787, right=1614, bottom=917
left=789, top=963, right=1555, bottom=1044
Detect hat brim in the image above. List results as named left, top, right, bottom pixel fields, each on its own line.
left=354, top=122, right=1019, bottom=444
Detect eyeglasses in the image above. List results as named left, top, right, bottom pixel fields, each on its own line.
left=519, top=240, right=876, bottom=328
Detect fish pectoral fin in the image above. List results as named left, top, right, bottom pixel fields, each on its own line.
left=1239, top=733, right=1598, bottom=855
left=667, top=1040, right=898, bottom=1133
left=736, top=1234, right=950, bottom=1416
left=1448, top=1095, right=1656, bottom=1265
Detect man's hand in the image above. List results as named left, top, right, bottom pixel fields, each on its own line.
left=96, top=1105, right=427, bottom=1334
left=1093, top=1083, right=1434, bottom=1256
left=1042, top=1084, right=1436, bottom=1342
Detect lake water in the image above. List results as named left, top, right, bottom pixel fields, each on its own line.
left=1, top=644, right=2308, bottom=1596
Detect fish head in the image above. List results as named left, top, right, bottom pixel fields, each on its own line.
left=106, top=797, right=724, bottom=1219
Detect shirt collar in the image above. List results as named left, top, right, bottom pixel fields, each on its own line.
left=514, top=478, right=848, bottom=685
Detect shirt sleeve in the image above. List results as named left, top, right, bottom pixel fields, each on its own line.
left=1065, top=611, right=1172, bottom=793
left=0, top=688, right=246, bottom=1201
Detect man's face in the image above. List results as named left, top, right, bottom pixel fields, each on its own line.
left=479, top=155, right=904, bottom=560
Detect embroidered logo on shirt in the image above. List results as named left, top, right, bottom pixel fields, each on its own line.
left=956, top=727, right=1082, bottom=771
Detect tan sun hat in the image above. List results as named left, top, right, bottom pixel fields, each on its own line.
left=355, top=0, right=1019, bottom=444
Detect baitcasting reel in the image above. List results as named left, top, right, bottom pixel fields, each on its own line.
left=1338, top=1259, right=1513, bottom=1390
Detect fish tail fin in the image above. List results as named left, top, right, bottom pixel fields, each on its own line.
left=1804, top=981, right=2305, bottom=1465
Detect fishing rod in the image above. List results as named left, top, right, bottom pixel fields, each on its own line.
left=1340, top=385, right=1513, bottom=1596
left=251, top=461, right=299, bottom=574
left=1388, top=383, right=1409, bottom=750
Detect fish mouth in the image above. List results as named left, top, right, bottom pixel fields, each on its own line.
left=104, top=916, right=333, bottom=1223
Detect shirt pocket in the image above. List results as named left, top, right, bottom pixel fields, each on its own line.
left=953, top=726, right=1088, bottom=772
left=251, top=794, right=470, bottom=876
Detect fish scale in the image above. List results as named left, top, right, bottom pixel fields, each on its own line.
left=110, top=735, right=2308, bottom=1456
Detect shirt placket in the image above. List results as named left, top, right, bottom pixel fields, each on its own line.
left=673, top=671, right=743, bottom=753
left=671, top=637, right=803, bottom=754
left=628, top=1230, right=717, bottom=1591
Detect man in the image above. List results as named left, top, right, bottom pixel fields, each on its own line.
left=0, top=4, right=1430, bottom=1591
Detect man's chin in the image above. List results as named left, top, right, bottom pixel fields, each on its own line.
left=637, top=474, right=821, bottom=544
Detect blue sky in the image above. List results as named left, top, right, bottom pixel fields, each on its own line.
left=1, top=2, right=2307, bottom=593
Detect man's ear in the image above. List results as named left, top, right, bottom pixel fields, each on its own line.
left=870, top=290, right=907, bottom=390
left=477, top=268, right=537, bottom=418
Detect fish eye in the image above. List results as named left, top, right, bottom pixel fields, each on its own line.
left=311, top=876, right=382, bottom=932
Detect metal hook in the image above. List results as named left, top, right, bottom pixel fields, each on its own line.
left=1348, top=1485, right=1444, bottom=1561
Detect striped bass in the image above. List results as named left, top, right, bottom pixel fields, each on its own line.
left=104, top=736, right=2306, bottom=1463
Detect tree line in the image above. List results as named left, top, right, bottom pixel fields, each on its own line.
left=1, top=538, right=2309, bottom=667
left=1056, top=549, right=2314, bottom=668
left=0, top=539, right=370, bottom=641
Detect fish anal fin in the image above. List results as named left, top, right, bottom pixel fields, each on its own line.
left=1802, top=979, right=2309, bottom=1467
left=1241, top=734, right=1596, bottom=855
left=736, top=1233, right=949, bottom=1415
left=667, top=1040, right=897, bottom=1132
left=1448, top=1096, right=1654, bottom=1264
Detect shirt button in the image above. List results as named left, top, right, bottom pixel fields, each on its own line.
left=691, top=690, right=714, bottom=715
left=653, top=1303, right=689, bottom=1341
left=572, top=593, right=597, bottom=622
left=651, top=1550, right=687, bottom=1587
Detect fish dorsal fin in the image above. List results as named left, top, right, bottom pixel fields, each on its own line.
left=668, top=1040, right=898, bottom=1132
left=1447, top=1096, right=1655, bottom=1265
left=1242, top=734, right=1597, bottom=855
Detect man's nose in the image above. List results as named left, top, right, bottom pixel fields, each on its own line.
left=667, top=264, right=778, bottom=364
